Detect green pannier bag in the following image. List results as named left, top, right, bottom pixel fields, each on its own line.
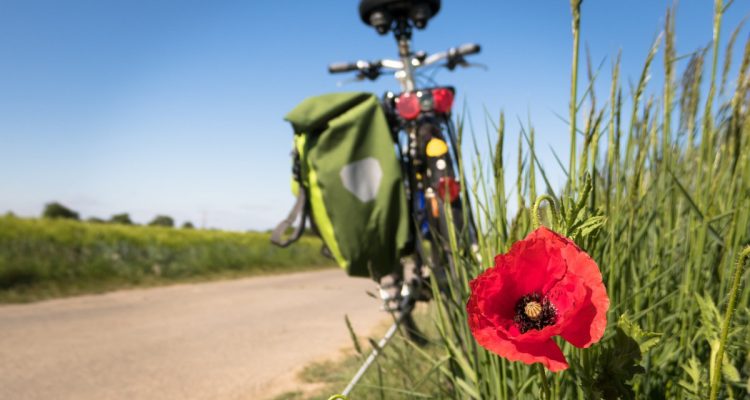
left=271, top=92, right=409, bottom=279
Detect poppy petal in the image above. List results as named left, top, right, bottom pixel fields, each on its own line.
left=560, top=289, right=600, bottom=347
left=558, top=240, right=609, bottom=347
left=508, top=338, right=569, bottom=372
left=470, top=266, right=518, bottom=328
left=498, top=229, right=567, bottom=300
left=467, top=315, right=569, bottom=372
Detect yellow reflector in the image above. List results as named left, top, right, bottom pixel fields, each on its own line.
left=426, top=138, right=448, bottom=157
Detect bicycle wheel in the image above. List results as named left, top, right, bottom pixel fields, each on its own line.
left=385, top=114, right=476, bottom=345
left=388, top=118, right=473, bottom=345
left=417, top=119, right=474, bottom=290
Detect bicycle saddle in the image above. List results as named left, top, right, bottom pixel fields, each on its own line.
left=359, top=0, right=440, bottom=33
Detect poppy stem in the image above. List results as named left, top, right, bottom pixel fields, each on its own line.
left=709, top=245, right=750, bottom=400
left=537, top=363, right=551, bottom=400
left=532, top=194, right=560, bottom=230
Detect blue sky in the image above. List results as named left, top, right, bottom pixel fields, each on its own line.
left=1, top=1, right=748, bottom=230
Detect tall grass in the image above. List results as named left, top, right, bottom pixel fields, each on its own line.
left=0, top=215, right=333, bottom=302
left=432, top=2, right=750, bottom=398
left=337, top=2, right=750, bottom=399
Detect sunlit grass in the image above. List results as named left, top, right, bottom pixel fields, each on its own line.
left=428, top=1, right=750, bottom=398
left=274, top=309, right=448, bottom=400
left=305, top=2, right=749, bottom=399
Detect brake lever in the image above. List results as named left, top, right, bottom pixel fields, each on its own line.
left=446, top=55, right=466, bottom=71
left=442, top=60, right=488, bottom=71
left=461, top=62, right=488, bottom=71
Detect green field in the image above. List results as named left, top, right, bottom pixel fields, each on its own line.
left=0, top=215, right=334, bottom=302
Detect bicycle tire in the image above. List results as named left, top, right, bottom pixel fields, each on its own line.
left=393, top=117, right=476, bottom=345
left=418, top=119, right=473, bottom=290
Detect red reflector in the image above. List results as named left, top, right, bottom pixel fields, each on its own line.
left=437, top=176, right=461, bottom=203
left=395, top=92, right=420, bottom=120
left=432, top=88, right=454, bottom=114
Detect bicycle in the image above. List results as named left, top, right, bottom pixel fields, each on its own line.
left=329, top=1, right=481, bottom=383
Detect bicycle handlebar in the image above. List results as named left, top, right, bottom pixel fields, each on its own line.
left=456, top=43, right=480, bottom=56
left=328, top=42, right=480, bottom=75
left=328, top=62, right=359, bottom=73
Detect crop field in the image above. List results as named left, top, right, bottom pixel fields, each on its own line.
left=0, top=216, right=333, bottom=302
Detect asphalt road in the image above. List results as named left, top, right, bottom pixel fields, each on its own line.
left=0, top=269, right=385, bottom=400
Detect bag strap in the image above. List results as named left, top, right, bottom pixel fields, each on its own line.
left=270, top=186, right=308, bottom=247
left=271, top=147, right=308, bottom=247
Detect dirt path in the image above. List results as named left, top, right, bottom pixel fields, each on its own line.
left=0, top=269, right=385, bottom=400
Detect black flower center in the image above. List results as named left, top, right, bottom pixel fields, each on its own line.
left=514, top=292, right=557, bottom=333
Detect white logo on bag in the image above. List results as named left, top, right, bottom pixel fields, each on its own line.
left=340, top=157, right=382, bottom=202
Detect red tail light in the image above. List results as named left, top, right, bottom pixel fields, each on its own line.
left=395, top=92, right=420, bottom=120
left=432, top=88, right=454, bottom=114
left=437, top=176, right=461, bottom=203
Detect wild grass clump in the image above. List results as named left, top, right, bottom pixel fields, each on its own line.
left=433, top=1, right=750, bottom=398
left=275, top=310, right=447, bottom=400
left=0, top=215, right=333, bottom=302
left=328, top=1, right=750, bottom=399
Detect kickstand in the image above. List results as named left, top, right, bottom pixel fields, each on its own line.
left=340, top=299, right=412, bottom=397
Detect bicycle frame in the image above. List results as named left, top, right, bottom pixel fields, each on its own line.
left=335, top=12, right=480, bottom=396
left=395, top=33, right=417, bottom=91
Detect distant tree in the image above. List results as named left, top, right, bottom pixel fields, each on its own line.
left=182, top=221, right=195, bottom=229
left=86, top=217, right=105, bottom=224
left=110, top=213, right=133, bottom=225
left=42, top=202, right=80, bottom=220
left=148, top=215, right=174, bottom=228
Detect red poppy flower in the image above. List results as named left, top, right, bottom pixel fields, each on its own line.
left=466, top=227, right=609, bottom=371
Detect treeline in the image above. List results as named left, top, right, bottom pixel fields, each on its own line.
left=41, top=202, right=194, bottom=228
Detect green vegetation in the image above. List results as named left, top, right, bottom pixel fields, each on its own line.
left=428, top=0, right=750, bottom=399
left=274, top=311, right=444, bottom=400
left=109, top=212, right=134, bottom=225
left=0, top=215, right=334, bottom=302
left=433, top=2, right=750, bottom=396
left=300, top=2, right=750, bottom=399
left=148, top=215, right=175, bottom=227
left=42, top=202, right=80, bottom=220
